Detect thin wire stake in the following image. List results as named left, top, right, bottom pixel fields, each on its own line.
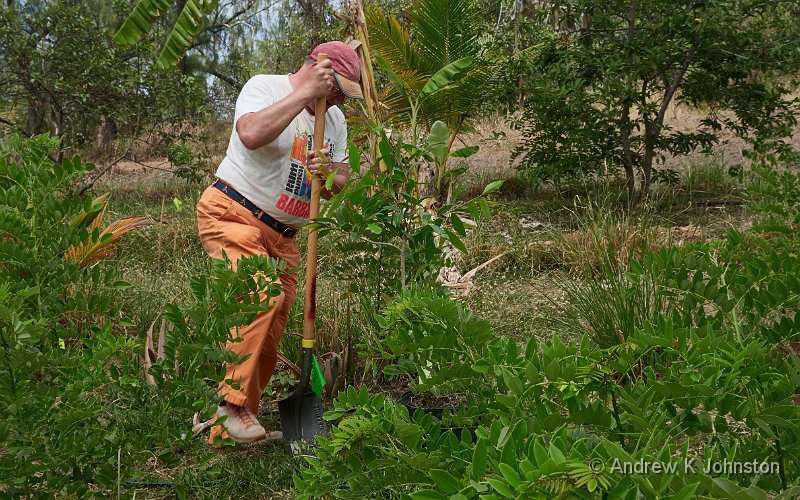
left=117, top=447, right=122, bottom=500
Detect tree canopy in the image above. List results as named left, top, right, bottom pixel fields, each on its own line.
left=513, top=0, right=800, bottom=200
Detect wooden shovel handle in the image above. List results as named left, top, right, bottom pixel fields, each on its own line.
left=302, top=53, right=328, bottom=344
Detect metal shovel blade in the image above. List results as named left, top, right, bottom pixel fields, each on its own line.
left=278, top=391, right=326, bottom=447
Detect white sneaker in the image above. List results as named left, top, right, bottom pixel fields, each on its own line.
left=215, top=404, right=267, bottom=444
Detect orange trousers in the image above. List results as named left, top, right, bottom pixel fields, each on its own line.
left=196, top=185, right=299, bottom=419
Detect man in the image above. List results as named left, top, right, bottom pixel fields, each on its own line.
left=196, top=41, right=363, bottom=445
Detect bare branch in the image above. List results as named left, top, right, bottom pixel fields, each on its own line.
left=204, top=68, right=242, bottom=90
left=655, top=46, right=696, bottom=132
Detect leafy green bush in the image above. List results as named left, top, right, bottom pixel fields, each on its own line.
left=0, top=134, right=285, bottom=494
left=155, top=254, right=286, bottom=425
left=0, top=135, right=136, bottom=494
left=748, top=165, right=800, bottom=250
left=314, top=125, right=501, bottom=370
left=160, top=129, right=212, bottom=184
left=513, top=1, right=800, bottom=200
left=372, top=289, right=494, bottom=395
left=317, top=126, right=496, bottom=291
left=299, top=311, right=800, bottom=497
left=298, top=203, right=800, bottom=498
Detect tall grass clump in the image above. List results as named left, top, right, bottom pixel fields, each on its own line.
left=554, top=190, right=659, bottom=270
left=683, top=155, right=741, bottom=193
left=546, top=194, right=673, bottom=347
left=554, top=253, right=674, bottom=348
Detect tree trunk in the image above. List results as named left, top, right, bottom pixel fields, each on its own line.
left=296, top=0, right=327, bottom=46
left=514, top=0, right=524, bottom=111
left=640, top=126, right=655, bottom=199
left=621, top=2, right=638, bottom=204
left=93, top=115, right=117, bottom=159
left=641, top=46, right=696, bottom=200
left=27, top=101, right=45, bottom=136
left=619, top=106, right=636, bottom=203
left=580, top=7, right=592, bottom=48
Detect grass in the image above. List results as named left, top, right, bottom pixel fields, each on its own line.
left=171, top=445, right=298, bottom=499
left=466, top=271, right=566, bottom=343
left=683, top=155, right=741, bottom=194
left=84, top=140, right=758, bottom=497
left=125, top=442, right=299, bottom=499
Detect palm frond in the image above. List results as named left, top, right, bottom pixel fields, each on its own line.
left=113, top=0, right=175, bottom=48
left=374, top=52, right=410, bottom=98
left=65, top=217, right=157, bottom=269
left=411, top=0, right=482, bottom=69
left=366, top=0, right=499, bottom=132
left=378, top=70, right=427, bottom=128
left=365, top=5, right=419, bottom=75
left=157, top=0, right=219, bottom=69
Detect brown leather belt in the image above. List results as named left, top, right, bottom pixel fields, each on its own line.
left=213, top=179, right=298, bottom=238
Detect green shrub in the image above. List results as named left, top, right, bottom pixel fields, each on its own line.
left=372, top=288, right=495, bottom=395
left=156, top=253, right=286, bottom=429
left=298, top=206, right=800, bottom=498
left=314, top=126, right=501, bottom=383
left=299, top=306, right=800, bottom=497
left=0, top=135, right=136, bottom=494
left=748, top=165, right=800, bottom=249
left=316, top=126, right=496, bottom=294
left=0, top=134, right=285, bottom=494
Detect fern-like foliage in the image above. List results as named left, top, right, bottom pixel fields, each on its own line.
left=536, top=474, right=574, bottom=497
left=327, top=415, right=381, bottom=458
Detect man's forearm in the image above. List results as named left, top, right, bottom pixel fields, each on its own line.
left=236, top=88, right=313, bottom=150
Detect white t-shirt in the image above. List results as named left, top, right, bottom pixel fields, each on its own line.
left=215, top=74, right=347, bottom=229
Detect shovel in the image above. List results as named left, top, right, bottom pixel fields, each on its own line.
left=278, top=54, right=330, bottom=452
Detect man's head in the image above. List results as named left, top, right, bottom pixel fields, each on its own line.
left=310, top=41, right=363, bottom=102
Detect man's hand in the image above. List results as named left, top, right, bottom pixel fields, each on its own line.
left=305, top=147, right=331, bottom=177
left=301, top=59, right=336, bottom=101
left=305, top=147, right=350, bottom=199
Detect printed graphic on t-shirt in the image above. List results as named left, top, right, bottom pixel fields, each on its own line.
left=275, top=132, right=336, bottom=221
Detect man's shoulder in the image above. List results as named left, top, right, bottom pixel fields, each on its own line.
left=326, top=105, right=346, bottom=123
left=248, top=73, right=285, bottom=80
left=244, top=74, right=287, bottom=86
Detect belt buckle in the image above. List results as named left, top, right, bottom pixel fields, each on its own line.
left=282, top=226, right=295, bottom=238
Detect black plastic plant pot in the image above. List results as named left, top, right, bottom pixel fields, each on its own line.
left=399, top=390, right=478, bottom=443
left=399, top=390, right=452, bottom=420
